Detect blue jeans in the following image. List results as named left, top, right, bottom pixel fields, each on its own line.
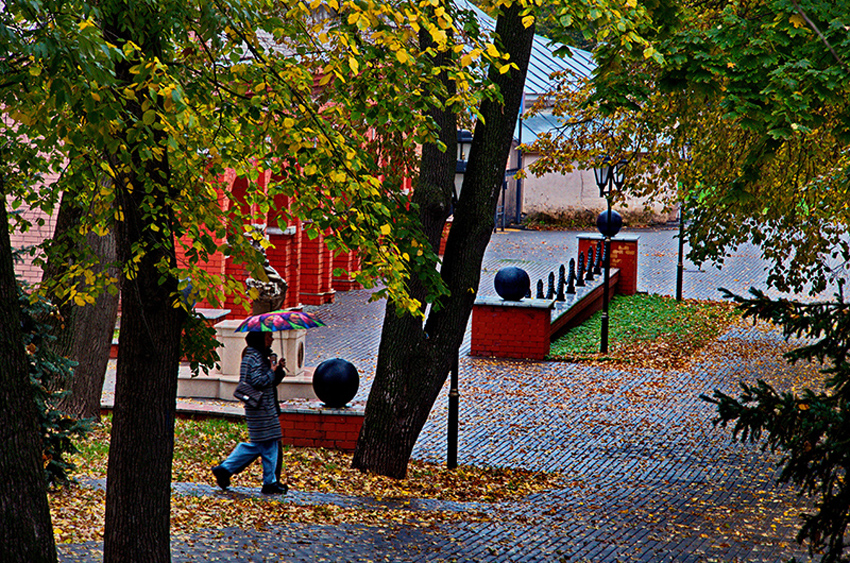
left=220, top=440, right=279, bottom=485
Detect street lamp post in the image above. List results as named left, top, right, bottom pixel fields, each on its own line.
left=447, top=129, right=472, bottom=470
left=676, top=144, right=691, bottom=302
left=593, top=158, right=626, bottom=353
left=676, top=206, right=685, bottom=301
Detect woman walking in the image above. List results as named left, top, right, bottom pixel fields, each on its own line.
left=212, top=331, right=287, bottom=494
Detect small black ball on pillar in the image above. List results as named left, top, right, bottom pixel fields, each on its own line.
left=597, top=209, right=623, bottom=238
left=494, top=267, right=531, bottom=301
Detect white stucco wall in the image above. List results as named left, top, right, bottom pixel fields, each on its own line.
left=519, top=152, right=677, bottom=223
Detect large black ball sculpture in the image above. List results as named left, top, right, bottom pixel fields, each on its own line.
left=494, top=267, right=531, bottom=301
left=312, top=358, right=359, bottom=408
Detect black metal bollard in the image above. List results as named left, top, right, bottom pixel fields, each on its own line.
left=576, top=252, right=586, bottom=287
left=557, top=265, right=566, bottom=301
left=536, top=279, right=544, bottom=299
left=547, top=272, right=555, bottom=299
left=567, top=258, right=576, bottom=294
left=585, top=247, right=595, bottom=281
left=594, top=241, right=603, bottom=275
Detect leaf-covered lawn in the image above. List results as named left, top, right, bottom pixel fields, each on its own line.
left=549, top=294, right=740, bottom=370
left=53, top=416, right=562, bottom=543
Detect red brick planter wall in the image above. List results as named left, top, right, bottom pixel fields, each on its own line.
left=577, top=234, right=639, bottom=296
left=470, top=299, right=552, bottom=360
left=279, top=408, right=364, bottom=451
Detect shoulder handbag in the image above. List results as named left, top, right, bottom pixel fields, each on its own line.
left=234, top=380, right=262, bottom=408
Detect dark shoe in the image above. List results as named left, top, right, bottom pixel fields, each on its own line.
left=212, top=465, right=231, bottom=490
left=261, top=482, right=288, bottom=495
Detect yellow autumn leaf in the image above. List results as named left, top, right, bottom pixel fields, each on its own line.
left=380, top=224, right=391, bottom=236
left=789, top=14, right=806, bottom=28
left=396, top=49, right=409, bottom=64
left=486, top=43, right=499, bottom=58
left=522, top=15, right=534, bottom=28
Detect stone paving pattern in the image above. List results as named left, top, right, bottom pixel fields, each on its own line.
left=62, top=227, right=823, bottom=562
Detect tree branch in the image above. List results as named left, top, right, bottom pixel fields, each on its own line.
left=788, top=0, right=849, bottom=72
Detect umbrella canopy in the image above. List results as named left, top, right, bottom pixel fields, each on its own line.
left=235, top=310, right=326, bottom=333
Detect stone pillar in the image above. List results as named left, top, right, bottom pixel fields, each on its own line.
left=211, top=319, right=310, bottom=400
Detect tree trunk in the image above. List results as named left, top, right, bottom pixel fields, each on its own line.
left=42, top=189, right=120, bottom=419
left=352, top=4, right=536, bottom=478
left=101, top=7, right=185, bottom=562
left=0, top=196, right=57, bottom=563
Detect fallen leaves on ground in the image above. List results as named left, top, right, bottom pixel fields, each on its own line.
left=550, top=298, right=743, bottom=371
left=55, top=418, right=562, bottom=544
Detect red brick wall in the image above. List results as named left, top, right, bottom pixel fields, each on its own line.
left=279, top=409, right=364, bottom=451
left=299, top=226, right=336, bottom=305
left=609, top=240, right=638, bottom=295
left=470, top=303, right=551, bottom=360
left=17, top=165, right=364, bottom=318
left=577, top=236, right=639, bottom=296
left=10, top=172, right=60, bottom=285
left=438, top=219, right=452, bottom=256
left=332, top=249, right=362, bottom=291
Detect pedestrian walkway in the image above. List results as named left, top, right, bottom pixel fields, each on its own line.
left=67, top=227, right=821, bottom=562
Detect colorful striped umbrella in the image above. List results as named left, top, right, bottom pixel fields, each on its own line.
left=235, top=310, right=326, bottom=333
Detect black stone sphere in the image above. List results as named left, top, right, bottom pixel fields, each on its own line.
left=596, top=209, right=623, bottom=237
left=494, top=267, right=531, bottom=301
left=312, top=358, right=359, bottom=408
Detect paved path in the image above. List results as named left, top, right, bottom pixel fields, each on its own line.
left=64, top=227, right=821, bottom=562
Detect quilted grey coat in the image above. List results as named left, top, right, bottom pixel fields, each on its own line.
left=241, top=347, right=283, bottom=443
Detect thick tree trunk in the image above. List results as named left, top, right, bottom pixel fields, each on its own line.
left=352, top=4, right=536, bottom=478
left=42, top=190, right=120, bottom=419
left=0, top=196, right=57, bottom=563
left=103, top=250, right=182, bottom=563
left=101, top=7, right=185, bottom=562
left=57, top=256, right=119, bottom=418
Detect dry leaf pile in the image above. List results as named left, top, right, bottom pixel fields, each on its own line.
left=53, top=418, right=562, bottom=544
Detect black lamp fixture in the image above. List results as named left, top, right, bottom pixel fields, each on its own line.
left=593, top=156, right=627, bottom=353
left=454, top=130, right=474, bottom=205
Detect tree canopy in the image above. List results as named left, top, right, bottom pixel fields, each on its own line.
left=524, top=2, right=850, bottom=560
left=525, top=0, right=850, bottom=296
left=1, top=0, right=535, bottom=559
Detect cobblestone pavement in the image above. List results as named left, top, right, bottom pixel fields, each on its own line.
left=63, top=228, right=822, bottom=562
